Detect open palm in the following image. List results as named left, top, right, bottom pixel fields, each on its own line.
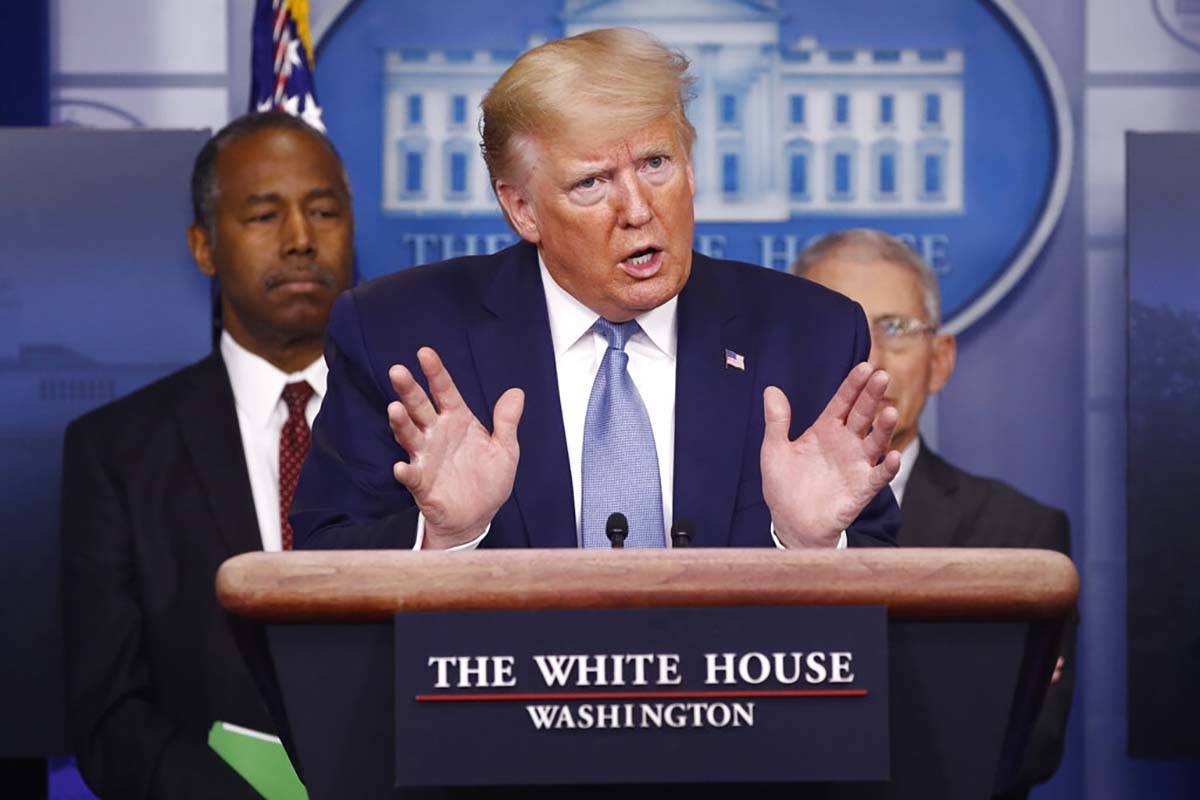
left=388, top=347, right=524, bottom=549
left=761, top=363, right=901, bottom=547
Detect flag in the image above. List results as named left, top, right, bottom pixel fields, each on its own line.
left=250, top=0, right=325, bottom=131
left=724, top=349, right=745, bottom=371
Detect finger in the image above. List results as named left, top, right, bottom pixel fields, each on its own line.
left=846, top=369, right=889, bottom=437
left=868, top=448, right=902, bottom=491
left=389, top=362, right=438, bottom=429
left=491, top=388, right=525, bottom=453
left=864, top=404, right=898, bottom=463
left=387, top=400, right=423, bottom=454
left=392, top=459, right=423, bottom=494
left=822, top=363, right=874, bottom=423
left=762, top=386, right=792, bottom=444
left=417, top=347, right=465, bottom=414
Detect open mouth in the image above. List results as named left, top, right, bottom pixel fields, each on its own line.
left=619, top=246, right=663, bottom=277
left=626, top=248, right=657, bottom=265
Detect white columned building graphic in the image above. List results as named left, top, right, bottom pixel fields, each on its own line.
left=381, top=0, right=964, bottom=220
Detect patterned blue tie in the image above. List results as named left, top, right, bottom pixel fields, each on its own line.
left=580, top=318, right=666, bottom=549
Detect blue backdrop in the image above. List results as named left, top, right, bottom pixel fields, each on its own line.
left=0, top=129, right=211, bottom=757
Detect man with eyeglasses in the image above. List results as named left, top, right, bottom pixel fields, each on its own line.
left=792, top=228, right=1073, bottom=800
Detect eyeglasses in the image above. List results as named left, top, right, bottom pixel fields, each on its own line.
left=871, top=316, right=936, bottom=351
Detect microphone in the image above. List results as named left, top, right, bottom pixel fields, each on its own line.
left=671, top=518, right=694, bottom=548
left=605, top=513, right=628, bottom=548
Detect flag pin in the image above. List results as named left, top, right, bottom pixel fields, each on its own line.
left=724, top=349, right=745, bottom=371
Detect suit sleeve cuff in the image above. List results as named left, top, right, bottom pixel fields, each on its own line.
left=413, top=513, right=490, bottom=551
left=770, top=524, right=848, bottom=549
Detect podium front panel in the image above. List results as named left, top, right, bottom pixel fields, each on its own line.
left=394, top=606, right=888, bottom=787
left=268, top=618, right=1027, bottom=799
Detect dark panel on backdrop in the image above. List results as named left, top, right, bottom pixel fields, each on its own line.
left=0, top=128, right=211, bottom=755
left=1126, top=131, right=1200, bottom=758
left=0, top=4, right=50, bottom=125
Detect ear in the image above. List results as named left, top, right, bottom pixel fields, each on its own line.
left=495, top=180, right=541, bottom=244
left=685, top=159, right=696, bottom=197
left=928, top=332, right=957, bottom=395
left=187, top=222, right=217, bottom=279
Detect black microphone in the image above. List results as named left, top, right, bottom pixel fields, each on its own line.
left=605, top=512, right=628, bottom=548
left=671, top=518, right=694, bottom=548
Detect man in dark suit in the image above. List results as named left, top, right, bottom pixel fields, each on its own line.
left=795, top=228, right=1074, bottom=799
left=61, top=111, right=354, bottom=798
left=292, top=28, right=900, bottom=553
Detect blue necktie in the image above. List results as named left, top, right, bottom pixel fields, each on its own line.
left=580, top=318, right=666, bottom=549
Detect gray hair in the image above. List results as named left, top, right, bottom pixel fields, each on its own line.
left=790, top=228, right=942, bottom=328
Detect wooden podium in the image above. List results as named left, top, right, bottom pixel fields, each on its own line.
left=217, top=548, right=1077, bottom=799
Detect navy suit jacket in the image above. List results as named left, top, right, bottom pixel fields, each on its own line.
left=292, top=241, right=898, bottom=549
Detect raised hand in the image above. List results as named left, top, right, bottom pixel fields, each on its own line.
left=387, top=347, right=524, bottom=549
left=760, top=363, right=901, bottom=548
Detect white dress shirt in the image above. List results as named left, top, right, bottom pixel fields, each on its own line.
left=889, top=437, right=921, bottom=507
left=221, top=331, right=327, bottom=552
left=415, top=255, right=845, bottom=550
left=541, top=260, right=678, bottom=545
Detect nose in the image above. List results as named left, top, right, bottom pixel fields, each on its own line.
left=282, top=205, right=316, bottom=257
left=613, top=172, right=652, bottom=228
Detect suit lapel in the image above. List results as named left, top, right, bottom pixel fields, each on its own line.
left=467, top=243, right=576, bottom=548
left=174, top=353, right=263, bottom=557
left=899, top=440, right=960, bottom=547
left=174, top=354, right=282, bottom=742
left=673, top=255, right=755, bottom=547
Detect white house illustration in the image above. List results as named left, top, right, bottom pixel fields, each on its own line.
left=381, top=0, right=964, bottom=220
left=0, top=280, right=188, bottom=432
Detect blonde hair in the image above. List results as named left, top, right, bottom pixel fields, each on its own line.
left=480, top=27, right=696, bottom=188
left=791, top=228, right=943, bottom=328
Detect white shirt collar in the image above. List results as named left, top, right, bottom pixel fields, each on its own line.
left=538, top=253, right=678, bottom=358
left=890, top=437, right=922, bottom=507
left=220, top=330, right=327, bottom=429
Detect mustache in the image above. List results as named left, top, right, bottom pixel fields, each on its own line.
left=263, top=265, right=337, bottom=291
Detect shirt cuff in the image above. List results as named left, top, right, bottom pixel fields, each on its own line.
left=413, top=513, right=490, bottom=551
left=770, top=524, right=848, bottom=550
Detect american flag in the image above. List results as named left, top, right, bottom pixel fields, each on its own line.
left=724, top=349, right=745, bottom=371
left=250, top=0, right=325, bottom=131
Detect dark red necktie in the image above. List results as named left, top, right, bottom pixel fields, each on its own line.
left=279, top=381, right=315, bottom=550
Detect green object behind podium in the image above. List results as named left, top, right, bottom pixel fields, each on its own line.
left=208, top=721, right=307, bottom=800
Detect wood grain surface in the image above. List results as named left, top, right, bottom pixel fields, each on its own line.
left=216, top=548, right=1078, bottom=623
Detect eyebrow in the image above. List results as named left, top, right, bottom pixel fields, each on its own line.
left=870, top=313, right=927, bottom=325
left=242, top=187, right=342, bottom=206
left=561, top=161, right=610, bottom=186
left=561, top=141, right=676, bottom=185
left=631, top=140, right=674, bottom=160
left=305, top=187, right=341, bottom=202
left=243, top=192, right=282, bottom=206
left=559, top=157, right=609, bottom=183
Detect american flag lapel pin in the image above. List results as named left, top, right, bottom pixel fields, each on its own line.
left=724, top=348, right=746, bottom=371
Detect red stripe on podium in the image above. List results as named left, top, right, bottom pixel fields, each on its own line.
left=415, top=689, right=868, bottom=702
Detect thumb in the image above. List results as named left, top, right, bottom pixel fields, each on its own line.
left=762, top=386, right=792, bottom=444
left=492, top=388, right=525, bottom=451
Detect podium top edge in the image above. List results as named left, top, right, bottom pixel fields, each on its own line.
left=216, top=548, right=1078, bottom=624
